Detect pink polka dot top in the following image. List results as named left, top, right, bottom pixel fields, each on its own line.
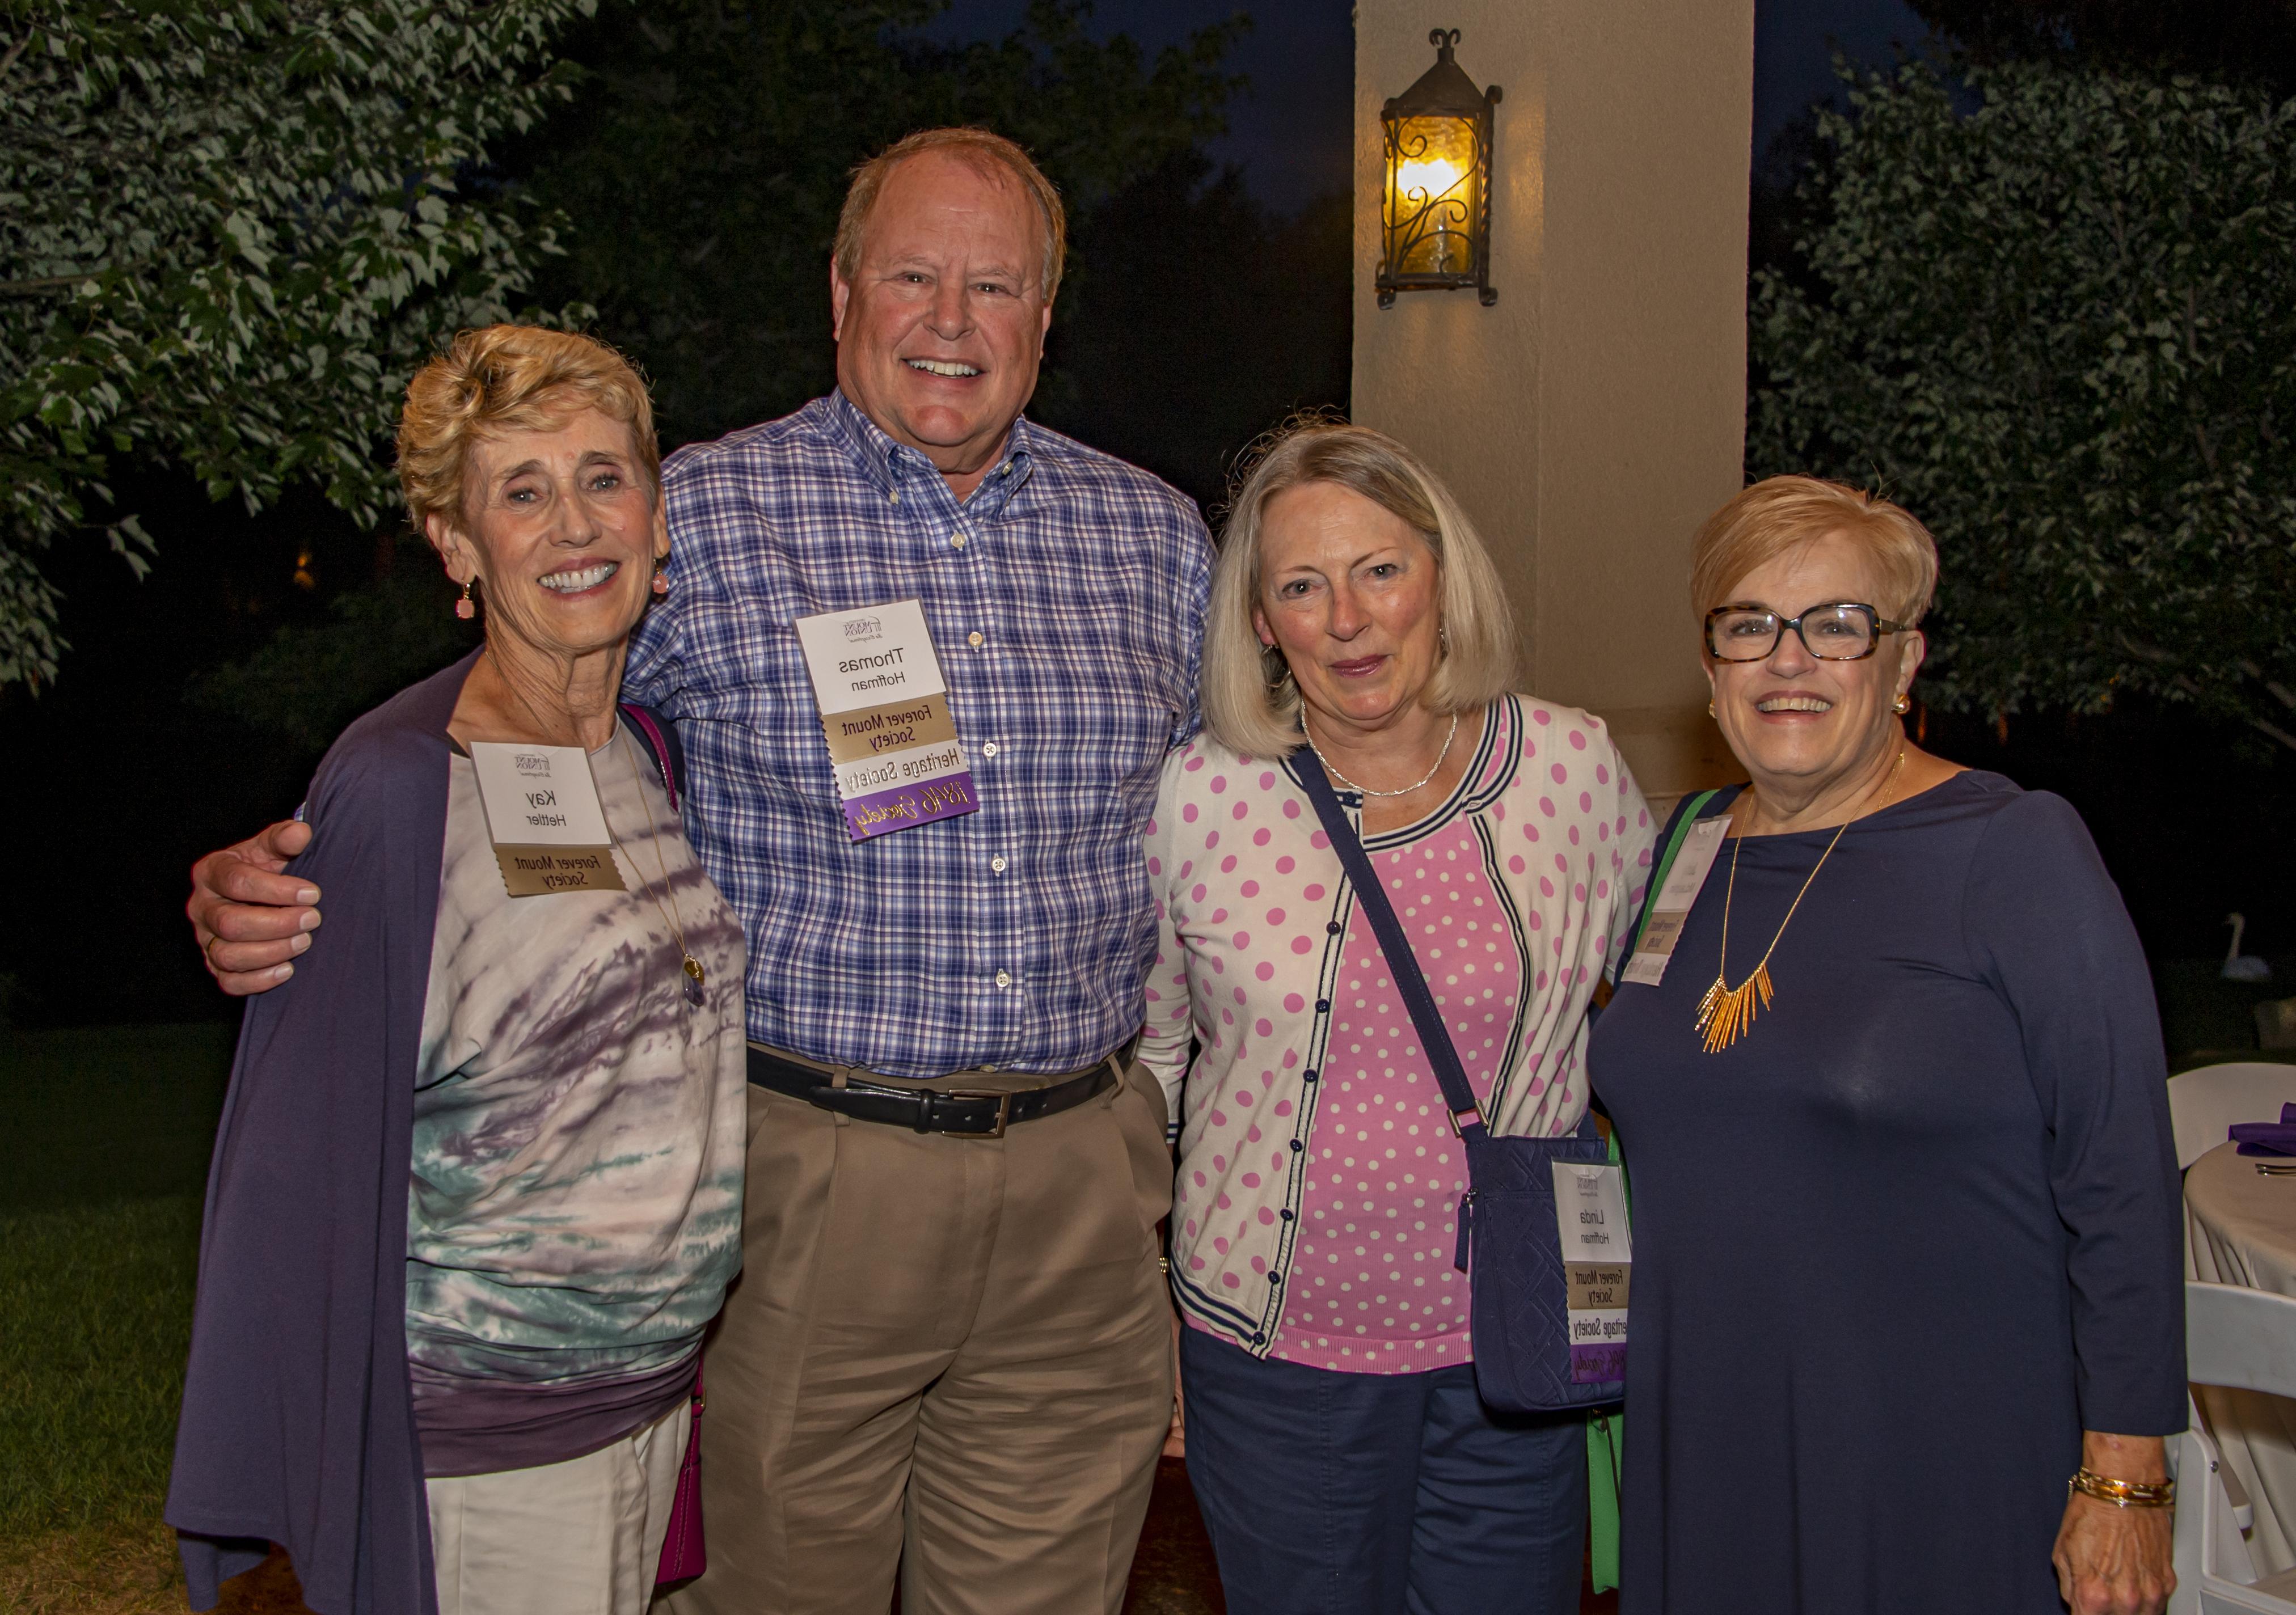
left=1140, top=696, right=1655, bottom=1373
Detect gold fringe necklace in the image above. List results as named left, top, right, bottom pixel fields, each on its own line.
left=1695, top=748, right=1905, bottom=1053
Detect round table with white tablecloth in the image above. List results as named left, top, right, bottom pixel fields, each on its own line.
left=2185, top=1139, right=2296, bottom=1575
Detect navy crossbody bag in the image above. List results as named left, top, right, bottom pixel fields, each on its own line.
left=1294, top=749, right=1620, bottom=1413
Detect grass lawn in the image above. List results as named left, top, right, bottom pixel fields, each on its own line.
left=0, top=1025, right=230, bottom=1613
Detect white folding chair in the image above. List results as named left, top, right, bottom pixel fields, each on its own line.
left=2173, top=1282, right=2296, bottom=1612
left=2170, top=1064, right=2296, bottom=1171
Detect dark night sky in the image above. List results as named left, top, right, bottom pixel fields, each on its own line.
left=925, top=0, right=1935, bottom=211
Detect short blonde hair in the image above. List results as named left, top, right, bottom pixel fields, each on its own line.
left=1205, top=419, right=1517, bottom=758
left=1691, top=475, right=1939, bottom=626
left=834, top=127, right=1067, bottom=302
left=397, top=325, right=659, bottom=538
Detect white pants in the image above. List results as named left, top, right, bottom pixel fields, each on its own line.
left=426, top=1398, right=692, bottom=1615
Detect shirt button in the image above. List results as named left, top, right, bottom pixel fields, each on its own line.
left=888, top=490, right=901, bottom=505
left=952, top=531, right=967, bottom=549
left=982, top=741, right=998, bottom=757
left=968, top=631, right=984, bottom=648
left=991, top=855, right=1007, bottom=874
left=1326, top=921, right=1341, bottom=935
left=994, top=970, right=1012, bottom=989
left=1315, top=999, right=1330, bottom=1013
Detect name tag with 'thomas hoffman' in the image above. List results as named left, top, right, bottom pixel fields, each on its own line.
left=794, top=599, right=980, bottom=841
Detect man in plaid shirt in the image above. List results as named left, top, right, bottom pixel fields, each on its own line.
left=190, top=128, right=1212, bottom=1615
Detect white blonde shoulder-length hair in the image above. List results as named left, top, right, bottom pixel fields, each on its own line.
left=1203, top=417, right=1518, bottom=757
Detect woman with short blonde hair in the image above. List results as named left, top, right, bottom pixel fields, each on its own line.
left=171, top=326, right=746, bottom=1615
left=1142, top=418, right=1655, bottom=1615
left=1590, top=475, right=2182, bottom=1614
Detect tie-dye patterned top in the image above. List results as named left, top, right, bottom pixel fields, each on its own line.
left=406, top=718, right=748, bottom=1476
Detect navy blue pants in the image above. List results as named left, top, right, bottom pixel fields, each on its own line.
left=1179, top=1327, right=1586, bottom=1615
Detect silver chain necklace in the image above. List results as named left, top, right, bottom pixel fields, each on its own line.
left=1304, top=710, right=1460, bottom=798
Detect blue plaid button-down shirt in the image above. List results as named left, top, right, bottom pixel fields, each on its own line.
left=623, top=391, right=1214, bottom=1078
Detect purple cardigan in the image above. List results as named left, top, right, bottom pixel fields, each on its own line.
left=166, top=652, right=685, bottom=1614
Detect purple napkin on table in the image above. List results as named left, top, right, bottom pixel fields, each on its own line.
left=2231, top=1104, right=2296, bottom=1156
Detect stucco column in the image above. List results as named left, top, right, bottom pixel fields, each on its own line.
left=1353, top=0, right=1754, bottom=797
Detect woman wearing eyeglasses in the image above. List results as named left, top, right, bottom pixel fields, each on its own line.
left=1589, top=477, right=2183, bottom=1615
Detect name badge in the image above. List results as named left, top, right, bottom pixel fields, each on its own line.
left=1553, top=1161, right=1631, bottom=1383
left=794, top=599, right=981, bottom=841
left=1619, top=815, right=1729, bottom=986
left=469, top=742, right=627, bottom=897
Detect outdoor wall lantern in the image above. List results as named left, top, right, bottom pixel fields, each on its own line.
left=1377, top=28, right=1502, bottom=308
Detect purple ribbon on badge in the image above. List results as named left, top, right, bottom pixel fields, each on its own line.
left=842, top=773, right=980, bottom=840
left=1572, top=1342, right=1628, bottom=1383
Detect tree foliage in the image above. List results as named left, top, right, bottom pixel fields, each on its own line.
left=1907, top=0, right=2296, bottom=91
left=188, top=1, right=1265, bottom=747
left=1749, top=59, right=2296, bottom=751
left=520, top=0, right=1247, bottom=447
left=0, top=0, right=590, bottom=691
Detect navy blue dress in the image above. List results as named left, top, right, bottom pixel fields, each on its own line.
left=1589, top=771, right=2184, bottom=1614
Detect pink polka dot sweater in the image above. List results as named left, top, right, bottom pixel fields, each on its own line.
left=1140, top=696, right=1655, bottom=1373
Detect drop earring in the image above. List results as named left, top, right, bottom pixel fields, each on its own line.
left=1707, top=699, right=1716, bottom=718
left=454, top=580, right=475, bottom=620
left=652, top=557, right=669, bottom=597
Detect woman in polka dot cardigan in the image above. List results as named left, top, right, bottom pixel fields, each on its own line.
left=1140, top=421, right=1655, bottom=1615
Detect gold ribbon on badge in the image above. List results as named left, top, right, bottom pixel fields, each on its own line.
left=817, top=692, right=961, bottom=766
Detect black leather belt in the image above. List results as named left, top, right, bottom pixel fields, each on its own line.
left=745, top=1046, right=1117, bottom=1138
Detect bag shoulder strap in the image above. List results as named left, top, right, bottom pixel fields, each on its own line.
left=618, top=704, right=685, bottom=813
left=1617, top=787, right=1725, bottom=962
left=1293, top=750, right=1493, bottom=1140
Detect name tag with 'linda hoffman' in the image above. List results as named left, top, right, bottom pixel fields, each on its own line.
left=469, top=742, right=627, bottom=897
left=1619, top=814, right=1729, bottom=986
left=794, top=599, right=980, bottom=842
left=1554, top=1161, right=1632, bottom=1383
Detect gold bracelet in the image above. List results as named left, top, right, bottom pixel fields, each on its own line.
left=2068, top=1468, right=2176, bottom=1508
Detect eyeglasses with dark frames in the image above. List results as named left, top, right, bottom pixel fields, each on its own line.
left=1703, top=602, right=1910, bottom=662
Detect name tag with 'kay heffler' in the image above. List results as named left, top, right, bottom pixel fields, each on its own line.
left=469, top=742, right=627, bottom=897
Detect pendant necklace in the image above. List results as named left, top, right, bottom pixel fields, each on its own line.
left=610, top=728, right=707, bottom=1009
left=1306, top=710, right=1459, bottom=798
left=1695, top=747, right=1905, bottom=1053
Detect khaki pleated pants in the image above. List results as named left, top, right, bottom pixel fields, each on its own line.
left=664, top=1052, right=1174, bottom=1615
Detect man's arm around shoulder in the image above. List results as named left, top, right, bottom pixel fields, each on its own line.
left=191, top=821, right=320, bottom=996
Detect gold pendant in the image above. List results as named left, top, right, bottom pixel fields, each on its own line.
left=1694, top=962, right=1772, bottom=1052
left=682, top=956, right=706, bottom=986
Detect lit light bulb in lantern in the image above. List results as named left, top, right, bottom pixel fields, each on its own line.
left=1394, top=155, right=1463, bottom=204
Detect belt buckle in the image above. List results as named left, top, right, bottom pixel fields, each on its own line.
left=939, top=1088, right=1013, bottom=1138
